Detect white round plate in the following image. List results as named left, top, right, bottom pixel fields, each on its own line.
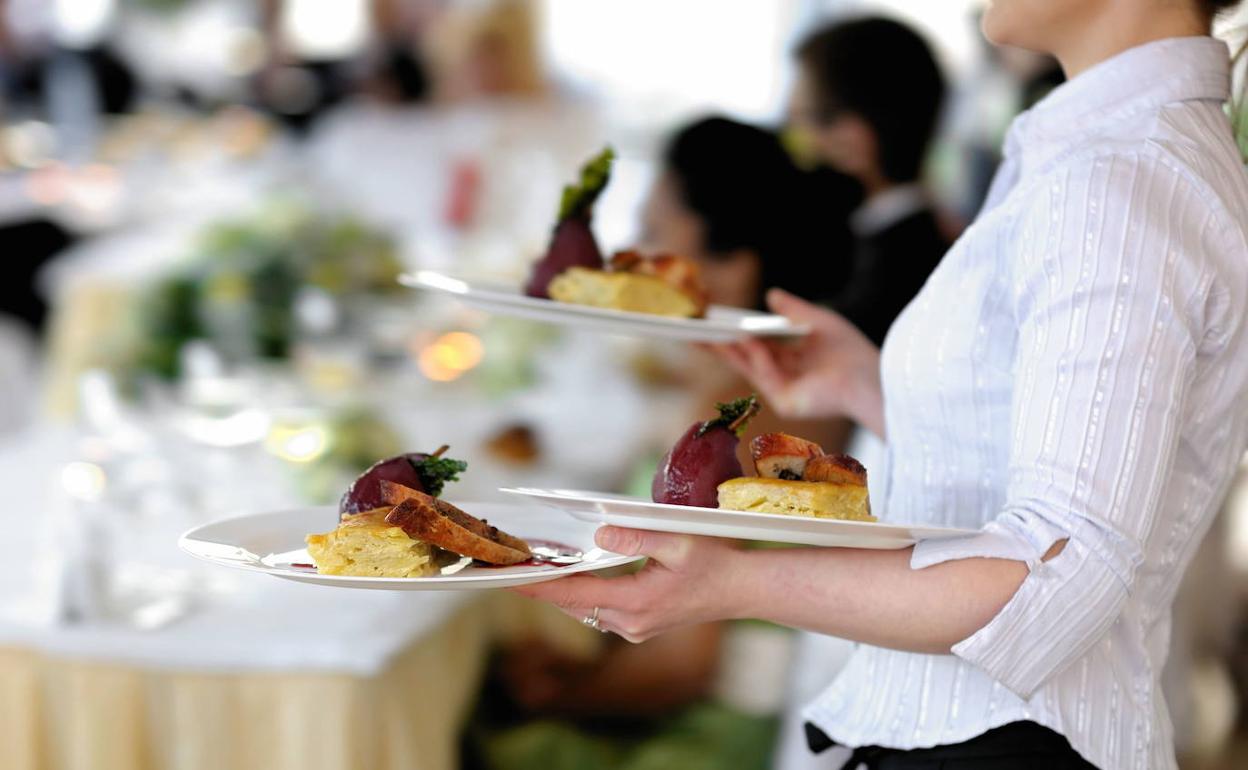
left=500, top=488, right=979, bottom=550
left=400, top=270, right=808, bottom=343
left=178, top=502, right=644, bottom=590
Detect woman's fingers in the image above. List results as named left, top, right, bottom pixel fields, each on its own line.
left=767, top=288, right=860, bottom=339
left=765, top=287, right=828, bottom=323
left=707, top=341, right=752, bottom=378
left=596, top=608, right=644, bottom=642
left=595, top=526, right=692, bottom=565
left=714, top=344, right=775, bottom=397
left=509, top=572, right=644, bottom=612
left=509, top=572, right=663, bottom=642
left=714, top=337, right=791, bottom=399
left=509, top=533, right=743, bottom=644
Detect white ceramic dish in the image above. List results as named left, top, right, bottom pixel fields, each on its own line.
left=500, top=488, right=979, bottom=550
left=400, top=270, right=808, bottom=343
left=178, top=502, right=644, bottom=590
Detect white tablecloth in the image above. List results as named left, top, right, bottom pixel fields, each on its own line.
left=0, top=424, right=479, bottom=675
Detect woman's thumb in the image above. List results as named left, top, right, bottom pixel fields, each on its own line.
left=596, top=526, right=691, bottom=564
left=766, top=288, right=824, bottom=322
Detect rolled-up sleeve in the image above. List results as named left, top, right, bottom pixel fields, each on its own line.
left=911, top=153, right=1215, bottom=699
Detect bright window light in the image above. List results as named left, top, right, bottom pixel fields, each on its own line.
left=540, top=0, right=800, bottom=124
left=52, top=0, right=116, bottom=48
left=281, top=0, right=371, bottom=60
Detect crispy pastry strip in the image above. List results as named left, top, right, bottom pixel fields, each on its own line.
left=380, top=481, right=532, bottom=565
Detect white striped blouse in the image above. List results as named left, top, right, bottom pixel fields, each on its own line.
left=804, top=36, right=1248, bottom=770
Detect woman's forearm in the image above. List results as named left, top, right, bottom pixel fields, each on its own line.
left=729, top=547, right=1027, bottom=653
left=513, top=528, right=1047, bottom=648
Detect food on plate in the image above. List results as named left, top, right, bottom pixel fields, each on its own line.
left=338, top=445, right=467, bottom=517
left=802, top=453, right=868, bottom=486
left=307, top=447, right=532, bottom=576
left=719, top=431, right=873, bottom=521
left=381, top=482, right=531, bottom=565
left=548, top=251, right=710, bottom=318
left=651, top=395, right=760, bottom=508
left=522, top=146, right=711, bottom=318
left=716, top=475, right=873, bottom=521
left=651, top=404, right=873, bottom=520
left=306, top=508, right=443, bottom=577
left=750, top=433, right=824, bottom=480
left=525, top=147, right=614, bottom=299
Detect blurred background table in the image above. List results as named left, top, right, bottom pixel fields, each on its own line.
left=0, top=420, right=612, bottom=770
left=0, top=597, right=598, bottom=770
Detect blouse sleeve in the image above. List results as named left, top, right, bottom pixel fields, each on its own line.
left=909, top=152, right=1219, bottom=699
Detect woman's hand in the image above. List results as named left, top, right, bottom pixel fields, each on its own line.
left=513, top=524, right=1031, bottom=655
left=711, top=289, right=885, bottom=437
left=510, top=527, right=747, bottom=643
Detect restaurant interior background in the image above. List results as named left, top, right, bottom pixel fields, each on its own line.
left=2, top=1, right=1248, bottom=769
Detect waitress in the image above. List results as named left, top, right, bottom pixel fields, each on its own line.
left=517, top=1, right=1248, bottom=768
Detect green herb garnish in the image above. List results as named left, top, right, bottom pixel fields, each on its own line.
left=697, top=394, right=760, bottom=437
left=557, top=146, right=615, bottom=222
left=410, top=453, right=468, bottom=497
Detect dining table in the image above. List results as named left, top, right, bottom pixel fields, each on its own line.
left=0, top=423, right=611, bottom=770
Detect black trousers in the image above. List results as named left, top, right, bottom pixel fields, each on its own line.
left=806, top=720, right=1099, bottom=769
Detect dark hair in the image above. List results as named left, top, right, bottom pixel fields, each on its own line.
left=796, top=16, right=946, bottom=183
left=1202, top=0, right=1241, bottom=16
left=663, top=116, right=862, bottom=309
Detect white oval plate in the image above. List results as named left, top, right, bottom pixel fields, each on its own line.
left=400, top=270, right=808, bottom=343
left=178, top=502, right=644, bottom=590
left=500, top=488, right=979, bottom=550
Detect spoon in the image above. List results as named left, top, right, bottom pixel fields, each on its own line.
left=528, top=543, right=585, bottom=565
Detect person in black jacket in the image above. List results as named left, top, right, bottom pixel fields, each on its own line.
left=773, top=23, right=952, bottom=767
left=788, top=17, right=950, bottom=347
left=640, top=116, right=862, bottom=311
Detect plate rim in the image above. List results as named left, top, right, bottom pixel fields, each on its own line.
left=399, top=270, right=810, bottom=337
left=177, top=504, right=645, bottom=585
left=498, top=487, right=980, bottom=539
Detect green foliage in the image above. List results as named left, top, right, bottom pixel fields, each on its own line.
left=136, top=276, right=203, bottom=378
left=621, top=705, right=778, bottom=770
left=412, top=455, right=469, bottom=498
left=131, top=201, right=401, bottom=380
left=697, top=394, right=760, bottom=437
left=486, top=721, right=622, bottom=770
left=479, top=704, right=778, bottom=770
left=557, top=147, right=615, bottom=222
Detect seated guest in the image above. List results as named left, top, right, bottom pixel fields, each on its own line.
left=787, top=16, right=950, bottom=347
left=641, top=116, right=861, bottom=311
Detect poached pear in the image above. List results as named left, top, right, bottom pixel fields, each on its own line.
left=525, top=218, right=603, bottom=299
left=525, top=147, right=614, bottom=299
left=652, top=395, right=760, bottom=508
left=339, top=445, right=467, bottom=518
